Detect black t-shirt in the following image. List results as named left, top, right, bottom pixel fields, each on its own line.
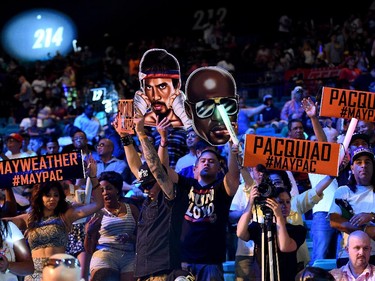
left=178, top=175, right=233, bottom=264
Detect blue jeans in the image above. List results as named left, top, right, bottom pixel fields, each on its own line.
left=310, top=212, right=341, bottom=265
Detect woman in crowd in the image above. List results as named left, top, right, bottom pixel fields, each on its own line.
left=237, top=187, right=306, bottom=281
left=267, top=169, right=335, bottom=269
left=85, top=171, right=139, bottom=281
left=5, top=156, right=103, bottom=281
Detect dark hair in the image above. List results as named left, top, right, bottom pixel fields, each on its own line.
left=69, top=126, right=84, bottom=138
left=43, top=136, right=59, bottom=146
left=255, top=164, right=267, bottom=173
left=98, top=171, right=123, bottom=194
left=196, top=149, right=220, bottom=164
left=28, top=182, right=69, bottom=229
left=139, top=49, right=180, bottom=88
left=275, top=187, right=291, bottom=199
left=288, top=118, right=304, bottom=131
left=348, top=169, right=375, bottom=193
left=295, top=266, right=335, bottom=281
left=195, top=139, right=212, bottom=151
left=0, top=221, right=9, bottom=249
left=268, top=169, right=292, bottom=192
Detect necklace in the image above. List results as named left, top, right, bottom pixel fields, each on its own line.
left=105, top=202, right=121, bottom=217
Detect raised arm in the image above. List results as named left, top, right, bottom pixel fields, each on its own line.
left=293, top=175, right=336, bottom=214
left=133, top=111, right=175, bottom=199
left=66, top=156, right=103, bottom=224
left=302, top=97, right=327, bottom=142
left=112, top=115, right=142, bottom=178
left=223, top=141, right=241, bottom=196
left=237, top=187, right=257, bottom=241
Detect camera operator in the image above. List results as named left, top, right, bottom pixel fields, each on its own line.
left=268, top=169, right=335, bottom=270
left=237, top=186, right=306, bottom=281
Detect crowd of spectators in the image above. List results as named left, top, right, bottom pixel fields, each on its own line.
left=0, top=5, right=375, bottom=281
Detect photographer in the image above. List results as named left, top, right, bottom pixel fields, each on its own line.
left=237, top=186, right=306, bottom=281
left=268, top=170, right=335, bottom=269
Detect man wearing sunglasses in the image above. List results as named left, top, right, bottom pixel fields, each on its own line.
left=184, top=66, right=239, bottom=146
left=132, top=113, right=240, bottom=281
left=42, top=253, right=84, bottom=281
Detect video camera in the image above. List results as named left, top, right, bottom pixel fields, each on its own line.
left=254, top=178, right=277, bottom=215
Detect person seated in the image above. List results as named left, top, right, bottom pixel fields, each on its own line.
left=330, top=230, right=375, bottom=280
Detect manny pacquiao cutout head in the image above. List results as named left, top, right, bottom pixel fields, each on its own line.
left=134, top=48, right=191, bottom=128
left=184, top=66, right=239, bottom=146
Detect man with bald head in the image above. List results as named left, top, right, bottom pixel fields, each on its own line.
left=330, top=230, right=375, bottom=280
left=184, top=66, right=239, bottom=146
left=42, top=253, right=84, bottom=281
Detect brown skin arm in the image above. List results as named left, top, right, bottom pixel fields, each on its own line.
left=2, top=214, right=28, bottom=232
left=302, top=97, right=327, bottom=142
left=84, top=213, right=102, bottom=255
left=223, top=142, right=241, bottom=196
left=330, top=213, right=362, bottom=233
left=2, top=238, right=34, bottom=276
left=112, top=115, right=142, bottom=178
left=365, top=225, right=375, bottom=240
left=134, top=110, right=175, bottom=200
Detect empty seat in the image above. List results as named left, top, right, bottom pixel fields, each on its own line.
left=312, top=259, right=337, bottom=271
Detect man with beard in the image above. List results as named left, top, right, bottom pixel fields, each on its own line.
left=184, top=66, right=239, bottom=146
left=330, top=230, right=375, bottom=279
left=134, top=48, right=191, bottom=129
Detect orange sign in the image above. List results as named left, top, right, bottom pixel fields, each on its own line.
left=117, top=99, right=135, bottom=134
left=243, top=134, right=340, bottom=176
left=320, top=86, right=375, bottom=121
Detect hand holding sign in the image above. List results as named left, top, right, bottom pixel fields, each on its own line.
left=117, top=99, right=135, bottom=134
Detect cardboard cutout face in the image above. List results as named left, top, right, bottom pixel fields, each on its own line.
left=133, top=48, right=191, bottom=129
left=42, top=253, right=83, bottom=281
left=184, top=66, right=239, bottom=146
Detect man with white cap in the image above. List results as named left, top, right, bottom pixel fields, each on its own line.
left=4, top=133, right=30, bottom=159
left=257, top=94, right=281, bottom=130
left=329, top=146, right=375, bottom=268
left=2, top=133, right=31, bottom=212
left=280, top=86, right=305, bottom=122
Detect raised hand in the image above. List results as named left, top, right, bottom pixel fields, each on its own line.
left=156, top=117, right=171, bottom=140
left=301, top=97, right=317, bottom=118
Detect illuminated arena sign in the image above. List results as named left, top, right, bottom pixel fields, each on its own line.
left=1, top=8, right=77, bottom=62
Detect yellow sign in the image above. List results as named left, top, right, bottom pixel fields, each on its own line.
left=243, top=134, right=340, bottom=176
left=320, top=86, right=375, bottom=121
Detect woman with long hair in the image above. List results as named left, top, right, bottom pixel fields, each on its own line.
left=6, top=156, right=103, bottom=281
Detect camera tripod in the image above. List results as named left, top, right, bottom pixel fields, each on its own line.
left=260, top=208, right=280, bottom=281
